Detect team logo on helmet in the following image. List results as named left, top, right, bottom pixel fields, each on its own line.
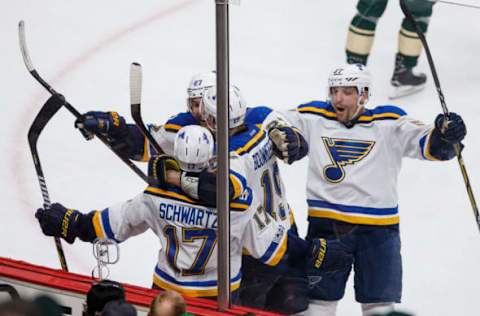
left=322, top=137, right=375, bottom=183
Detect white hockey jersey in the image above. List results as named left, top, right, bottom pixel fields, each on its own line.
left=92, top=186, right=256, bottom=297
left=146, top=110, right=294, bottom=266
left=282, top=101, right=439, bottom=226
left=229, top=124, right=291, bottom=266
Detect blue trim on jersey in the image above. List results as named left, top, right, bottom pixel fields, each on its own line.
left=307, top=200, right=398, bottom=216
left=165, top=112, right=198, bottom=126
left=363, top=105, right=407, bottom=117
left=298, top=100, right=333, bottom=110
left=245, top=106, right=273, bottom=125
left=258, top=239, right=281, bottom=263
left=101, top=209, right=120, bottom=242
left=229, top=125, right=266, bottom=155
left=155, top=266, right=242, bottom=287
left=419, top=134, right=428, bottom=160
left=297, top=101, right=407, bottom=122
left=235, top=187, right=253, bottom=205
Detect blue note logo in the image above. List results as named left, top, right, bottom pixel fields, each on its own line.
left=322, top=137, right=375, bottom=183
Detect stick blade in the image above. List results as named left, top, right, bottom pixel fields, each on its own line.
left=18, top=20, right=35, bottom=72
left=130, top=62, right=142, bottom=107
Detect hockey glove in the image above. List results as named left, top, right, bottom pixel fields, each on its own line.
left=180, top=172, right=201, bottom=200
left=75, top=111, right=128, bottom=141
left=35, top=203, right=84, bottom=244
left=308, top=238, right=353, bottom=273
left=269, top=126, right=309, bottom=164
left=148, top=155, right=181, bottom=188
left=434, top=112, right=466, bottom=144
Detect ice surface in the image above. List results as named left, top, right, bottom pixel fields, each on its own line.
left=2, top=1, right=479, bottom=314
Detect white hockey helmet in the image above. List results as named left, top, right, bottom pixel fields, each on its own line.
left=327, top=63, right=371, bottom=102
left=186, top=71, right=216, bottom=112
left=174, top=125, right=214, bottom=173
left=201, top=85, right=247, bottom=132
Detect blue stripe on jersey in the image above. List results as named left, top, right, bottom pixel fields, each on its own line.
left=419, top=130, right=438, bottom=161
left=230, top=125, right=266, bottom=155
left=258, top=239, right=280, bottom=263
left=155, top=266, right=242, bottom=287
left=307, top=199, right=398, bottom=216
left=297, top=101, right=407, bottom=122
left=100, top=209, right=120, bottom=242
left=165, top=112, right=198, bottom=127
left=244, top=106, right=273, bottom=125
left=419, top=134, right=428, bottom=160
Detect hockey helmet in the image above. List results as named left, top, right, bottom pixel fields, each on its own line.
left=186, top=71, right=216, bottom=113
left=327, top=63, right=371, bottom=101
left=174, top=125, right=214, bottom=173
left=201, top=85, right=247, bottom=132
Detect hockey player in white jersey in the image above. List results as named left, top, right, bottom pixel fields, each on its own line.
left=34, top=125, right=259, bottom=300
left=281, top=63, right=467, bottom=316
left=159, top=85, right=333, bottom=314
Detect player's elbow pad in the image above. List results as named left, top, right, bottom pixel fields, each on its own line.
left=198, top=171, right=236, bottom=206
left=429, top=128, right=460, bottom=160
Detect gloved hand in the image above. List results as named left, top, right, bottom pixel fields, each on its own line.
left=180, top=171, right=201, bottom=200
left=148, top=155, right=181, bottom=188
left=268, top=126, right=308, bottom=164
left=35, top=203, right=82, bottom=244
left=308, top=238, right=353, bottom=272
left=75, top=111, right=128, bottom=141
left=434, top=112, right=466, bottom=144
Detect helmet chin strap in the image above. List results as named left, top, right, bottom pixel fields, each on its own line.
left=344, top=94, right=367, bottom=128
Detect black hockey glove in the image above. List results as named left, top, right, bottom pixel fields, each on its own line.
left=434, top=112, right=466, bottom=144
left=75, top=111, right=128, bottom=141
left=148, top=155, right=181, bottom=188
left=308, top=238, right=353, bottom=273
left=268, top=126, right=309, bottom=164
left=35, top=203, right=83, bottom=244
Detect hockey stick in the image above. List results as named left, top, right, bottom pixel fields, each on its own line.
left=28, top=94, right=69, bottom=271
left=129, top=62, right=164, bottom=155
left=399, top=0, right=480, bottom=232
left=18, top=20, right=148, bottom=183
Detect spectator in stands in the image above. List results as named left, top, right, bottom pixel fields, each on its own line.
left=149, top=290, right=186, bottom=316
left=0, top=299, right=39, bottom=316
left=102, top=300, right=137, bottom=316
left=84, top=280, right=126, bottom=316
left=31, top=295, right=62, bottom=316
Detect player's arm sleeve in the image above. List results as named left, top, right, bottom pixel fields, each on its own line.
left=280, top=108, right=309, bottom=137
left=394, top=116, right=456, bottom=161
left=242, top=210, right=288, bottom=267
left=152, top=125, right=176, bottom=157
left=122, top=124, right=148, bottom=161
left=90, top=193, right=151, bottom=242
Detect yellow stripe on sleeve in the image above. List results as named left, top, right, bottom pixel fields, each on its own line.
left=140, top=136, right=150, bottom=162
left=163, top=123, right=182, bottom=132
left=229, top=174, right=243, bottom=199
left=92, top=211, right=106, bottom=239
left=423, top=129, right=440, bottom=161
left=235, top=129, right=265, bottom=155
